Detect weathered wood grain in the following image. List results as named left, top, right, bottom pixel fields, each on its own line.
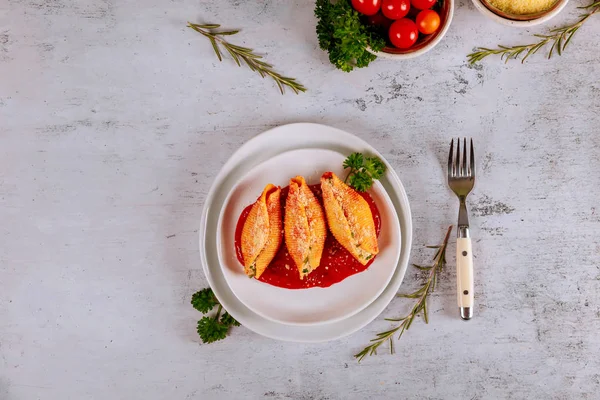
left=1, top=0, right=600, bottom=399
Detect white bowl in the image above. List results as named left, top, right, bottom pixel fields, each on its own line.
left=369, top=0, right=455, bottom=60
left=471, top=0, right=569, bottom=27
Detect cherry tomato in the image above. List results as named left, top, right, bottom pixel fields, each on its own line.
left=352, top=0, right=382, bottom=16
left=389, top=18, right=419, bottom=49
left=381, top=0, right=410, bottom=20
left=416, top=9, right=441, bottom=34
left=365, top=12, right=393, bottom=30
left=411, top=0, right=436, bottom=10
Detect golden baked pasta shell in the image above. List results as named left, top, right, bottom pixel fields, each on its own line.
left=253, top=186, right=282, bottom=278
left=241, top=184, right=282, bottom=278
left=284, top=176, right=326, bottom=279
left=306, top=192, right=326, bottom=270
left=321, top=172, right=378, bottom=265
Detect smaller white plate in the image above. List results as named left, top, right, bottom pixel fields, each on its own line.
left=217, top=149, right=401, bottom=326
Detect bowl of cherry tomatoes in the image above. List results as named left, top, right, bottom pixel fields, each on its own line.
left=353, top=0, right=454, bottom=59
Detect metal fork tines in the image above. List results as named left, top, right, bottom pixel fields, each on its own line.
left=447, top=138, right=475, bottom=321
left=448, top=138, right=475, bottom=234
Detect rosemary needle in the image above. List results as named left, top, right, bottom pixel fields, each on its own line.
left=354, top=226, right=453, bottom=362
left=468, top=0, right=600, bottom=64
left=187, top=22, right=306, bottom=95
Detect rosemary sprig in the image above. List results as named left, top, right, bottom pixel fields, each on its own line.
left=187, top=22, right=306, bottom=95
left=468, top=1, right=600, bottom=64
left=354, top=226, right=453, bottom=362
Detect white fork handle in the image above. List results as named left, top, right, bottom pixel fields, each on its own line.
left=457, top=238, right=474, bottom=320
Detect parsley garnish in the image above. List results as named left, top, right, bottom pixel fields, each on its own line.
left=220, top=312, right=241, bottom=327
left=191, top=287, right=218, bottom=313
left=197, top=317, right=229, bottom=344
left=343, top=152, right=387, bottom=192
left=315, top=0, right=386, bottom=72
left=191, top=288, right=240, bottom=343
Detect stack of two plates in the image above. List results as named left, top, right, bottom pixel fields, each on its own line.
left=199, top=123, right=413, bottom=342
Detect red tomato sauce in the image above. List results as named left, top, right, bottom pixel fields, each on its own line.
left=234, top=184, right=381, bottom=289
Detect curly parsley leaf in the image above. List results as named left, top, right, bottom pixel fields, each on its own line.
left=220, top=312, right=241, bottom=327
left=191, top=288, right=218, bottom=313
left=364, top=157, right=386, bottom=180
left=315, top=0, right=386, bottom=72
left=343, top=152, right=364, bottom=170
left=343, top=152, right=387, bottom=192
left=197, top=316, right=229, bottom=344
left=191, top=288, right=240, bottom=343
left=348, top=172, right=373, bottom=193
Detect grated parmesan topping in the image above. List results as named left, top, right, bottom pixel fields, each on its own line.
left=249, top=205, right=269, bottom=257
left=328, top=182, right=371, bottom=259
left=325, top=179, right=374, bottom=261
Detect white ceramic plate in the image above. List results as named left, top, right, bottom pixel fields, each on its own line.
left=200, top=123, right=412, bottom=342
left=217, top=148, right=401, bottom=326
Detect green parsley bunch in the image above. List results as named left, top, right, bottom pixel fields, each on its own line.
left=315, top=0, right=386, bottom=72
left=343, top=153, right=386, bottom=192
left=191, top=288, right=240, bottom=343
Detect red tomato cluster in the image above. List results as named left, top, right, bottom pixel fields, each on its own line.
left=352, top=0, right=442, bottom=49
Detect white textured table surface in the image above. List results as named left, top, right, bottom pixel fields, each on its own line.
left=2, top=0, right=600, bottom=399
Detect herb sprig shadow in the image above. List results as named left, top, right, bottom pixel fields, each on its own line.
left=355, top=226, right=453, bottom=362
left=192, top=288, right=240, bottom=343
left=188, top=22, right=306, bottom=94
left=468, top=1, right=600, bottom=64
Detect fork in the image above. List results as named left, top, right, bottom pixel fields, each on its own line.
left=448, top=138, right=475, bottom=320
